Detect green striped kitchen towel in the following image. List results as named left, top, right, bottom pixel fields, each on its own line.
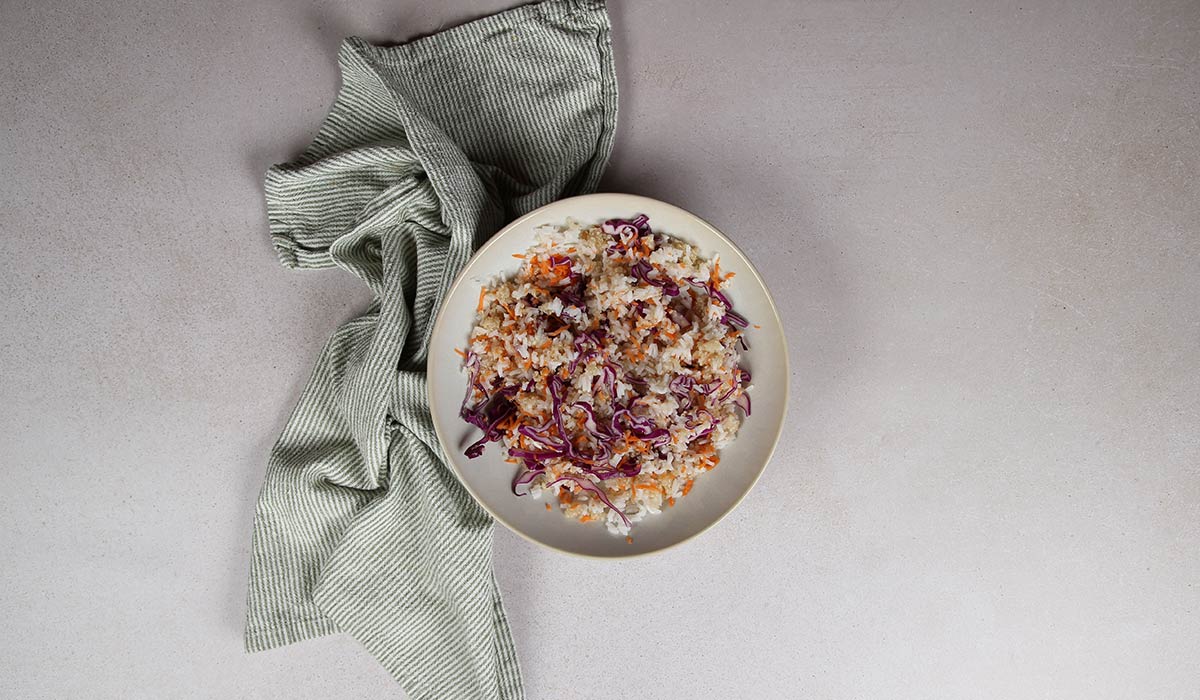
left=244, top=2, right=617, bottom=697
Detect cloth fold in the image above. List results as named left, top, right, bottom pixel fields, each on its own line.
left=245, top=2, right=617, bottom=697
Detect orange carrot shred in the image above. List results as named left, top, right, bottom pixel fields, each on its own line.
left=477, top=287, right=486, bottom=311
left=453, top=347, right=467, bottom=359
left=545, top=503, right=552, bottom=511
left=512, top=253, right=526, bottom=259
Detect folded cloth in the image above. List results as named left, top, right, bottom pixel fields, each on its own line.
left=243, top=2, right=617, bottom=697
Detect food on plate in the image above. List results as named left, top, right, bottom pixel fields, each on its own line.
left=458, top=215, right=751, bottom=536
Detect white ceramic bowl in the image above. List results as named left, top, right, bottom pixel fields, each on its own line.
left=428, top=194, right=788, bottom=558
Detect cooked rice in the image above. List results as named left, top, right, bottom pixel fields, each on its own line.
left=459, top=215, right=751, bottom=537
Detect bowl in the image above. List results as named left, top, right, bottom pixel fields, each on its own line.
left=428, top=193, right=788, bottom=557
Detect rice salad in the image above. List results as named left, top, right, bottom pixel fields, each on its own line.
left=458, top=215, right=752, bottom=539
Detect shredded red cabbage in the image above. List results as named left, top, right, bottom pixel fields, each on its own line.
left=547, top=475, right=631, bottom=528
left=624, top=374, right=648, bottom=390
left=568, top=350, right=596, bottom=376
left=683, top=276, right=751, bottom=332
left=511, top=466, right=546, bottom=495
left=556, top=274, right=587, bottom=307
left=598, top=364, right=617, bottom=396
left=668, top=375, right=695, bottom=395
left=603, top=215, right=650, bottom=236
left=724, top=309, right=749, bottom=328
left=573, top=333, right=596, bottom=351
left=463, top=396, right=515, bottom=458
left=571, top=402, right=617, bottom=440
left=630, top=260, right=680, bottom=297
left=518, top=424, right=561, bottom=448
left=548, top=375, right=567, bottom=438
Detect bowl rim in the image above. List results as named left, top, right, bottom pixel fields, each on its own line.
left=428, top=192, right=790, bottom=559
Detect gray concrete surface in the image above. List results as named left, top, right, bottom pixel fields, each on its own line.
left=2, top=0, right=1198, bottom=698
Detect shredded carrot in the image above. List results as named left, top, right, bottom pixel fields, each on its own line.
left=545, top=503, right=551, bottom=511
left=504, top=458, right=519, bottom=464
left=548, top=258, right=571, bottom=282
left=753, top=324, right=762, bottom=329
left=624, top=434, right=649, bottom=454
left=625, top=536, right=633, bottom=544
left=635, top=483, right=663, bottom=494
left=477, top=286, right=486, bottom=312
left=453, top=347, right=467, bottom=359
left=546, top=326, right=568, bottom=337
left=565, top=247, right=576, bottom=253
left=512, top=253, right=526, bottom=259
left=682, top=479, right=694, bottom=496
left=570, top=454, right=611, bottom=467
left=579, top=514, right=593, bottom=523
left=668, top=497, right=676, bottom=507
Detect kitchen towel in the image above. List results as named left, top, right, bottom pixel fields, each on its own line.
left=244, top=2, right=617, bottom=697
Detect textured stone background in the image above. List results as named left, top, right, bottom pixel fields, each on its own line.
left=2, top=1, right=1197, bottom=697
